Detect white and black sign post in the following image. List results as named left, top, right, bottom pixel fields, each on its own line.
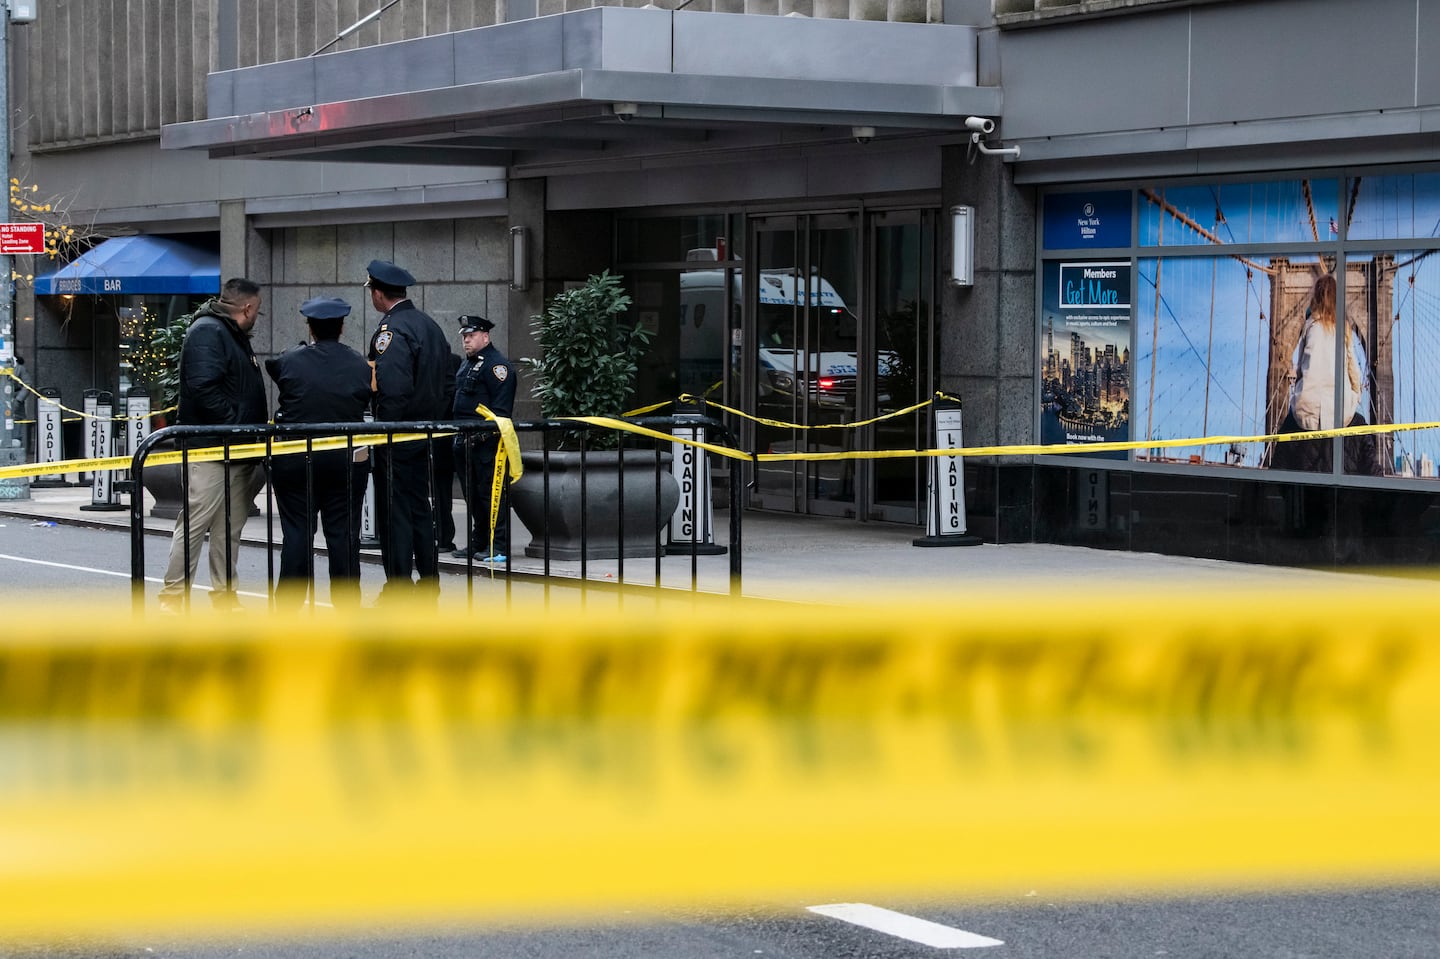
left=81, top=390, right=123, bottom=512
left=124, top=387, right=151, bottom=463
left=359, top=411, right=379, bottom=548
left=913, top=398, right=982, bottom=547
left=120, top=386, right=151, bottom=503
left=80, top=388, right=99, bottom=485
left=666, top=412, right=726, bottom=556
left=32, top=388, right=65, bottom=488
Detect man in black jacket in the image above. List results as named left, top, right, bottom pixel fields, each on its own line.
left=158, top=278, right=268, bottom=612
left=265, top=296, right=373, bottom=607
left=365, top=259, right=451, bottom=603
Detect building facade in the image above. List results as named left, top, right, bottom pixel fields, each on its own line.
left=16, top=0, right=1440, bottom=566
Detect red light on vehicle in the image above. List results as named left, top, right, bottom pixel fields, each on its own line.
left=818, top=377, right=836, bottom=391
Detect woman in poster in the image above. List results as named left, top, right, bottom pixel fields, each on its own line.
left=1270, top=272, right=1377, bottom=474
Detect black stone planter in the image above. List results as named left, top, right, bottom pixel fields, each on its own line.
left=140, top=460, right=185, bottom=520
left=511, top=449, right=681, bottom=560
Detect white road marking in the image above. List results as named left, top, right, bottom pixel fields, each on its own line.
left=0, top=553, right=272, bottom=600
left=0, top=552, right=160, bottom=580
left=808, top=903, right=1004, bottom=949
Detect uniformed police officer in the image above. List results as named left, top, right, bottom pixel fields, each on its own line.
left=365, top=259, right=452, bottom=602
left=452, top=314, right=517, bottom=562
left=265, top=296, right=373, bottom=607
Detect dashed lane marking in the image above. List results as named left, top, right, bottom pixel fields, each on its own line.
left=807, top=904, right=1004, bottom=949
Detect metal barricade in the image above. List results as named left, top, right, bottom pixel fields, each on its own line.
left=130, top=415, right=742, bottom=612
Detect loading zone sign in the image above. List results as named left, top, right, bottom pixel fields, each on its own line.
left=0, top=223, right=44, bottom=255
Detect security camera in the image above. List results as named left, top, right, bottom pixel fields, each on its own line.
left=852, top=126, right=875, bottom=144
left=965, top=116, right=996, bottom=135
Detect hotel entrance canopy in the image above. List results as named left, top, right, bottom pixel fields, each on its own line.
left=161, top=8, right=999, bottom=170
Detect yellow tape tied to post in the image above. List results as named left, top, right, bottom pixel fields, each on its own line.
left=0, top=588, right=1438, bottom=938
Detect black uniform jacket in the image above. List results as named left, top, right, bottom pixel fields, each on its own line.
left=367, top=299, right=451, bottom=423
left=265, top=339, right=373, bottom=425
left=453, top=342, right=517, bottom=420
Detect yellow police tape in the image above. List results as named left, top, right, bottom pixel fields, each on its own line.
left=1, top=590, right=1438, bottom=938
left=3, top=369, right=176, bottom=421
left=0, top=431, right=438, bottom=482
left=8, top=410, right=1440, bottom=484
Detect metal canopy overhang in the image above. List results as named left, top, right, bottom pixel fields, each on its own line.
left=161, top=8, right=1000, bottom=168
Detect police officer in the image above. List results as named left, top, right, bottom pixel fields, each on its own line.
left=365, top=259, right=451, bottom=602
left=265, top=297, right=373, bottom=607
left=452, top=314, right=517, bottom=562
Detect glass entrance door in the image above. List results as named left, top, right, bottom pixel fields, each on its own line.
left=869, top=210, right=937, bottom=524
left=750, top=213, right=863, bottom=516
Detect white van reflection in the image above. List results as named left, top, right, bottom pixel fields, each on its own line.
left=679, top=268, right=893, bottom=419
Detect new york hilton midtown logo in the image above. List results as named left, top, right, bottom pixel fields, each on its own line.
left=1078, top=201, right=1099, bottom=240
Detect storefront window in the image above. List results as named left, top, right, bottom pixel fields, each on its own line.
left=1044, top=173, right=1440, bottom=483
left=1345, top=174, right=1440, bottom=240
left=1349, top=249, right=1440, bottom=477
left=1137, top=179, right=1341, bottom=247
left=1133, top=254, right=1321, bottom=470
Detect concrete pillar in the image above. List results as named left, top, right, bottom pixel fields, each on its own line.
left=507, top=177, right=546, bottom=421
left=939, top=143, right=1034, bottom=451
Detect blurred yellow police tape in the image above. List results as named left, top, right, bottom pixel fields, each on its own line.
left=1, top=588, right=1438, bottom=938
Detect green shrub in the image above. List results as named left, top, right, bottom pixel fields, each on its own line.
left=522, top=271, right=650, bottom=449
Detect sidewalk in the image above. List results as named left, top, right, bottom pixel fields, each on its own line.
left=0, top=480, right=1408, bottom=605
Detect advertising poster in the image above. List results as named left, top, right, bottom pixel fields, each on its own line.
left=1039, top=260, right=1132, bottom=458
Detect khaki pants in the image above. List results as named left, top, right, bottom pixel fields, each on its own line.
left=159, top=460, right=264, bottom=600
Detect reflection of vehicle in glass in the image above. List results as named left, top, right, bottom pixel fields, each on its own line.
left=679, top=267, right=893, bottom=418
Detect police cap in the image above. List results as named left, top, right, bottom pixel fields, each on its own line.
left=365, top=259, right=416, bottom=289
left=458, top=314, right=495, bottom=334
left=299, top=296, right=352, bottom=321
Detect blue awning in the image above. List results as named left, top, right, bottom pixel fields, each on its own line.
left=33, top=235, right=220, bottom=296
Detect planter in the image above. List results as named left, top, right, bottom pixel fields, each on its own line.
left=511, top=450, right=680, bottom=560
left=140, top=461, right=185, bottom=520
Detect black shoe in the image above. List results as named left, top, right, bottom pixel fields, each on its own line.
left=451, top=548, right=472, bottom=559
left=438, top=542, right=456, bottom=552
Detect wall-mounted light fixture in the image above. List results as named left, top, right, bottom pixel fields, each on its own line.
left=950, top=205, right=974, bottom=287
left=509, top=225, right=529, bottom=292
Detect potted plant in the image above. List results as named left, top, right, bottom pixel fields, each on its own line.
left=511, top=271, right=680, bottom=560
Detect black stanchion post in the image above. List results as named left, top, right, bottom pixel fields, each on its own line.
left=81, top=390, right=124, bottom=512
left=31, top=387, right=65, bottom=488
left=913, top=397, right=982, bottom=547
left=666, top=405, right=726, bottom=556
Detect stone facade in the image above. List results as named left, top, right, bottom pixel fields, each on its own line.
left=235, top=217, right=515, bottom=414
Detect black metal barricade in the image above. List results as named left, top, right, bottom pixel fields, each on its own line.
left=129, top=416, right=742, bottom=612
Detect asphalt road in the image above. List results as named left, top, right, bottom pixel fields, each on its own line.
left=0, top=521, right=1436, bottom=957
left=5, top=886, right=1438, bottom=958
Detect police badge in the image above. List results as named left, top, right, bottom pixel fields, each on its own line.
left=374, top=330, right=394, bottom=354
left=492, top=364, right=509, bottom=382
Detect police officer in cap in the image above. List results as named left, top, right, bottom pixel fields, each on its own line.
left=265, top=297, right=373, bottom=607
left=452, top=314, right=517, bottom=562
left=365, top=259, right=452, bottom=601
